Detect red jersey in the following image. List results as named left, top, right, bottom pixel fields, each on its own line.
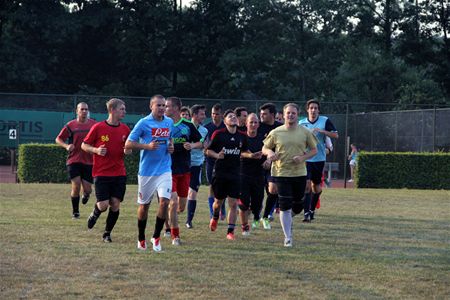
left=57, top=118, right=97, bottom=165
left=83, top=121, right=130, bottom=177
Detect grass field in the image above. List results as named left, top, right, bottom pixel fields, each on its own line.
left=1, top=184, right=449, bottom=299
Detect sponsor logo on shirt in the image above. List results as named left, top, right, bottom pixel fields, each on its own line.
left=152, top=128, right=170, bottom=137
left=223, top=147, right=241, bottom=155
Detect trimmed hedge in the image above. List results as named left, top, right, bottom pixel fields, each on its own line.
left=357, top=152, right=450, bottom=189
left=18, top=144, right=140, bottom=184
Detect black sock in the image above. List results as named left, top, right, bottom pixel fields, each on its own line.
left=138, top=219, right=147, bottom=241
left=105, top=209, right=120, bottom=233
left=93, top=204, right=102, bottom=218
left=311, top=191, right=322, bottom=212
left=186, top=200, right=197, bottom=223
left=71, top=196, right=80, bottom=214
left=227, top=224, right=235, bottom=234
left=304, top=193, right=311, bottom=215
left=213, top=207, right=220, bottom=221
left=263, top=193, right=278, bottom=218
left=153, top=216, right=165, bottom=239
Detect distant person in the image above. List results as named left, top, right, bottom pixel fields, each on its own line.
left=262, top=103, right=317, bottom=247
left=234, top=106, right=248, bottom=132
left=204, top=103, right=227, bottom=220
left=348, top=143, right=359, bottom=182
left=299, top=99, right=338, bottom=222
left=186, top=104, right=209, bottom=229
left=206, top=110, right=250, bottom=240
left=275, top=111, right=284, bottom=124
left=56, top=102, right=96, bottom=219
left=82, top=98, right=131, bottom=243
left=125, top=95, right=174, bottom=252
left=180, top=106, right=191, bottom=120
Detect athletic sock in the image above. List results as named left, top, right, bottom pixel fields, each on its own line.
left=138, top=218, right=147, bottom=241
left=71, top=196, right=80, bottom=214
left=263, top=193, right=278, bottom=218
left=171, top=227, right=180, bottom=239
left=93, top=204, right=102, bottom=218
left=227, top=224, right=235, bottom=234
left=186, top=200, right=197, bottom=223
left=105, top=209, right=120, bottom=233
left=153, top=216, right=165, bottom=239
left=213, top=208, right=220, bottom=221
left=311, top=191, right=322, bottom=212
left=241, top=223, right=249, bottom=232
left=303, top=193, right=311, bottom=216
left=208, top=196, right=214, bottom=218
left=280, top=209, right=293, bottom=240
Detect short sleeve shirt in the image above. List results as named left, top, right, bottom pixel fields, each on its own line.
left=57, top=119, right=96, bottom=165
left=171, top=118, right=202, bottom=174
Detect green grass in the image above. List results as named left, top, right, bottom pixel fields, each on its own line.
left=1, top=184, right=449, bottom=299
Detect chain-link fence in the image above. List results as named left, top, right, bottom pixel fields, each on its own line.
left=1, top=92, right=449, bottom=181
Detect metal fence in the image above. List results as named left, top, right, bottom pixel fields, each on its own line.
left=1, top=92, right=449, bottom=181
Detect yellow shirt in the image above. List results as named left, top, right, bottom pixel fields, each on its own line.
left=263, top=125, right=318, bottom=177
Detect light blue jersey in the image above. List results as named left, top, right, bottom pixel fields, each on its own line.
left=299, top=116, right=337, bottom=162
left=127, top=114, right=174, bottom=176
left=191, top=124, right=208, bottom=167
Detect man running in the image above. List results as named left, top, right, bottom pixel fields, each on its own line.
left=299, top=99, right=338, bottom=222
left=56, top=102, right=96, bottom=219
left=164, top=97, right=202, bottom=245
left=238, top=113, right=266, bottom=235
left=206, top=110, right=250, bottom=240
left=186, top=104, right=208, bottom=229
left=125, top=95, right=174, bottom=252
left=262, top=103, right=317, bottom=247
left=82, top=98, right=131, bottom=243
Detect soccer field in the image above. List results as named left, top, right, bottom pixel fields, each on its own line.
left=0, top=184, right=449, bottom=299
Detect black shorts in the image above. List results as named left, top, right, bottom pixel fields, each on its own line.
left=189, top=165, right=202, bottom=192
left=306, top=161, right=325, bottom=185
left=211, top=176, right=240, bottom=200
left=94, top=176, right=127, bottom=202
left=206, top=160, right=214, bottom=185
left=240, top=175, right=265, bottom=211
left=67, top=163, right=93, bottom=183
left=264, top=169, right=275, bottom=183
left=273, top=176, right=306, bottom=212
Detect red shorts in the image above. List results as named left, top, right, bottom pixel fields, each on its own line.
left=172, top=173, right=190, bottom=198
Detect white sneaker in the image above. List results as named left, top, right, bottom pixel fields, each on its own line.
left=242, top=230, right=250, bottom=236
left=172, top=237, right=181, bottom=246
left=284, top=238, right=292, bottom=247
left=163, top=230, right=171, bottom=238
left=137, top=240, right=147, bottom=251
left=150, top=237, right=162, bottom=252
left=262, top=218, right=271, bottom=230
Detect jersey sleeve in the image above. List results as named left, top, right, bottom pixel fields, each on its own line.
left=207, top=130, right=222, bottom=153
left=325, top=119, right=337, bottom=132
left=57, top=124, right=71, bottom=141
left=127, top=118, right=144, bottom=142
left=83, top=124, right=98, bottom=146
left=263, top=131, right=276, bottom=150
left=188, top=122, right=202, bottom=143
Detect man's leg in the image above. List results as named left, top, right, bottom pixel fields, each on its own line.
left=169, top=192, right=180, bottom=243
left=80, top=179, right=92, bottom=205
left=137, top=203, right=149, bottom=247
left=103, top=197, right=121, bottom=242
left=70, top=177, right=82, bottom=218
left=226, top=198, right=238, bottom=239
left=276, top=179, right=294, bottom=246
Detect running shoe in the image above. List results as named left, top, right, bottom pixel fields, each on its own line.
left=310, top=211, right=315, bottom=221
left=172, top=237, right=181, bottom=246
left=185, top=222, right=193, bottom=229
left=251, top=220, right=260, bottom=229
left=87, top=212, right=98, bottom=229
left=209, top=218, right=218, bottom=231
left=268, top=214, right=274, bottom=222
left=284, top=239, right=292, bottom=247
left=150, top=237, right=162, bottom=252
left=103, top=234, right=112, bottom=243
left=81, top=195, right=89, bottom=205
left=262, top=218, right=271, bottom=230
left=242, top=230, right=250, bottom=236
left=72, top=212, right=80, bottom=219
left=303, top=212, right=311, bottom=223
left=137, top=240, right=147, bottom=251
left=163, top=229, right=171, bottom=238
left=226, top=232, right=235, bottom=240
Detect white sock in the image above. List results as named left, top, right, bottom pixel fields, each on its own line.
left=280, top=209, right=292, bottom=240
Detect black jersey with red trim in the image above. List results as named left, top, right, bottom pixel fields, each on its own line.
left=241, top=133, right=265, bottom=177
left=207, top=128, right=248, bottom=179
left=171, top=118, right=202, bottom=174
left=259, top=121, right=283, bottom=139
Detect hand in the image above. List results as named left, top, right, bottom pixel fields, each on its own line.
left=262, top=160, right=271, bottom=170
left=183, top=142, right=192, bottom=150
left=267, top=152, right=279, bottom=162
left=313, top=128, right=323, bottom=134
left=147, top=141, right=159, bottom=151
left=96, top=144, right=107, bottom=156
left=168, top=140, right=174, bottom=154
left=252, top=151, right=263, bottom=159
left=292, top=155, right=305, bottom=164
left=66, top=144, right=74, bottom=152
left=217, top=147, right=225, bottom=159
left=124, top=148, right=132, bottom=155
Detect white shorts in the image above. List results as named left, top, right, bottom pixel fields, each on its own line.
left=137, top=172, right=172, bottom=205
left=350, top=159, right=357, bottom=167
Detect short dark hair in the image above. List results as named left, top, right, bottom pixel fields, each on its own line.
left=259, top=103, right=276, bottom=115
left=223, top=109, right=235, bottom=119
left=180, top=106, right=190, bottom=114
left=167, top=96, right=182, bottom=110
left=305, top=99, right=320, bottom=111
left=212, top=103, right=222, bottom=112
left=190, top=104, right=206, bottom=116
left=234, top=106, right=247, bottom=117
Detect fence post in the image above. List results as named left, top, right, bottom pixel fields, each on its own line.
left=432, top=105, right=436, bottom=152
left=343, top=104, right=349, bottom=188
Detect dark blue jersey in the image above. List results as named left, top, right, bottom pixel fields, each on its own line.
left=171, top=118, right=202, bottom=174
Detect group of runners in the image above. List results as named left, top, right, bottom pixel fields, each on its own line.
left=56, top=96, right=338, bottom=251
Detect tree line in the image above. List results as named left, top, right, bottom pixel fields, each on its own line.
left=0, top=0, right=449, bottom=107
